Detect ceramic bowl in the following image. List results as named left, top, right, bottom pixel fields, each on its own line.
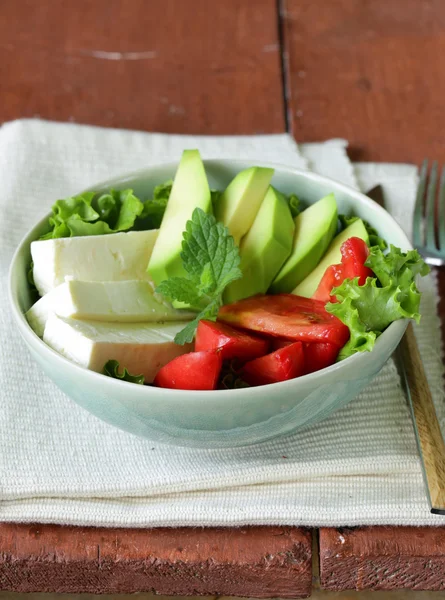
left=9, top=160, right=410, bottom=448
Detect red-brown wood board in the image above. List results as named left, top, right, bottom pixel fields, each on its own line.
left=0, top=524, right=312, bottom=597
left=1, top=0, right=445, bottom=595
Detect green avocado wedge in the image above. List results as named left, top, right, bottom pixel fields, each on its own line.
left=269, top=193, right=338, bottom=293
left=214, top=166, right=274, bottom=245
left=224, top=187, right=295, bottom=303
left=293, top=218, right=369, bottom=297
left=147, top=150, right=211, bottom=286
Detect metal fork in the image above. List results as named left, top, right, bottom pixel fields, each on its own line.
left=413, top=159, right=445, bottom=266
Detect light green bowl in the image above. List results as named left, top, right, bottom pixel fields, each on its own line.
left=9, top=160, right=410, bottom=448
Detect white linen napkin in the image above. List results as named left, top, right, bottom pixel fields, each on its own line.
left=1, top=119, right=444, bottom=527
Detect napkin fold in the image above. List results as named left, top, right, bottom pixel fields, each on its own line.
left=1, top=119, right=444, bottom=527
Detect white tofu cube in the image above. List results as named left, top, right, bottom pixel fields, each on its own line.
left=43, top=315, right=193, bottom=383
left=31, top=230, right=158, bottom=296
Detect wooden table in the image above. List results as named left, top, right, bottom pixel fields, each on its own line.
left=2, top=0, right=445, bottom=596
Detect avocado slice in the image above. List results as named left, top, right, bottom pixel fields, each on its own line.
left=293, top=218, right=369, bottom=297
left=214, top=166, right=274, bottom=245
left=224, top=187, right=295, bottom=303
left=269, top=193, right=338, bottom=293
left=147, top=150, right=211, bottom=285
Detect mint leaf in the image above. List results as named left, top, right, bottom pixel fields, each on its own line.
left=156, top=208, right=242, bottom=344
left=103, top=360, right=145, bottom=384
left=174, top=299, right=221, bottom=345
left=339, top=214, right=387, bottom=250
left=156, top=277, right=204, bottom=310
left=181, top=208, right=242, bottom=287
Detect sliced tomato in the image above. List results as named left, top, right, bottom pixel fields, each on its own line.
left=341, top=237, right=373, bottom=284
left=271, top=338, right=294, bottom=350
left=313, top=237, right=374, bottom=303
left=312, top=264, right=344, bottom=303
left=242, top=342, right=305, bottom=386
left=195, top=320, right=269, bottom=361
left=154, top=350, right=222, bottom=391
left=218, top=294, right=349, bottom=348
left=303, top=342, right=339, bottom=374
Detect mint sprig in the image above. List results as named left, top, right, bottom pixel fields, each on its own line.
left=156, top=208, right=242, bottom=344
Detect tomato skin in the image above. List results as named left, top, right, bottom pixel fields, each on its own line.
left=154, top=350, right=222, bottom=390
left=303, top=342, right=339, bottom=374
left=313, top=237, right=374, bottom=303
left=313, top=264, right=344, bottom=303
left=242, top=342, right=305, bottom=386
left=341, top=237, right=373, bottom=284
left=195, top=320, right=269, bottom=361
left=218, top=294, right=349, bottom=348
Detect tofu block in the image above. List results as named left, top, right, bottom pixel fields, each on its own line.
left=43, top=315, right=192, bottom=383
left=26, top=280, right=194, bottom=337
left=31, top=230, right=158, bottom=296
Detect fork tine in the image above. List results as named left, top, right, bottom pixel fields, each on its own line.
left=438, top=165, right=445, bottom=252
left=413, top=159, right=428, bottom=248
left=426, top=161, right=438, bottom=249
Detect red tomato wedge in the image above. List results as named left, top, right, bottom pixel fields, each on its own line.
left=312, top=264, right=344, bottom=303
left=242, top=342, right=305, bottom=386
left=195, top=320, right=269, bottom=361
left=154, top=350, right=222, bottom=391
left=218, top=294, right=349, bottom=348
left=303, top=342, right=339, bottom=374
left=313, top=237, right=373, bottom=303
left=271, top=338, right=293, bottom=350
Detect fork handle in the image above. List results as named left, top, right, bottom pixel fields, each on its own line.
left=398, top=323, right=445, bottom=513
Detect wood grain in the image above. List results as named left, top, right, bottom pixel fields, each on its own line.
left=0, top=523, right=312, bottom=597
left=319, top=526, right=445, bottom=591
left=0, top=0, right=285, bottom=134
left=282, top=0, right=445, bottom=163
left=396, top=323, right=445, bottom=513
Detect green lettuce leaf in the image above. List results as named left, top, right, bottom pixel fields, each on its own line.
left=40, top=189, right=145, bottom=240
left=339, top=214, right=387, bottom=250
left=103, top=360, right=145, bottom=384
left=134, top=180, right=173, bottom=230
left=281, top=192, right=301, bottom=218
left=327, top=297, right=378, bottom=360
left=326, top=245, right=429, bottom=360
left=328, top=276, right=421, bottom=332
left=365, top=245, right=430, bottom=288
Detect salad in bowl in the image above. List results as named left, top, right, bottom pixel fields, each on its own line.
left=9, top=151, right=428, bottom=446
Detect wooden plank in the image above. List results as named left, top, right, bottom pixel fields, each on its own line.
left=0, top=3, right=312, bottom=597
left=0, top=0, right=285, bottom=134
left=0, top=523, right=312, bottom=597
left=319, top=526, right=445, bottom=591
left=283, top=1, right=445, bottom=592
left=282, top=0, right=445, bottom=163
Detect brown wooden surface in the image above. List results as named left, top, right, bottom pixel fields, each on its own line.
left=0, top=0, right=284, bottom=134
left=0, top=523, right=312, bottom=598
left=3, top=0, right=445, bottom=596
left=282, top=0, right=445, bottom=164
left=319, top=527, right=445, bottom=591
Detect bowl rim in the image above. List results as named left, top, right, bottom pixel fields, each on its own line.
left=8, top=158, right=411, bottom=400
